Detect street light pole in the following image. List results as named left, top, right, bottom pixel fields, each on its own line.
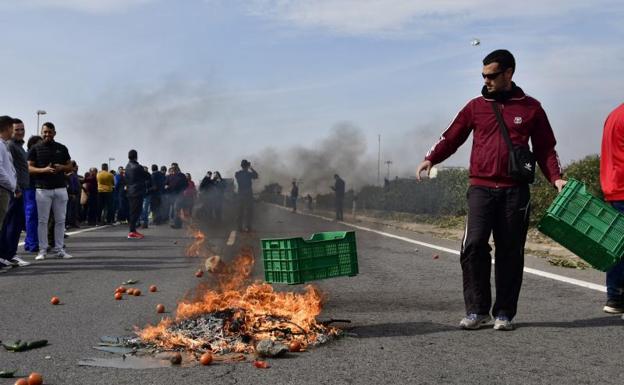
left=385, top=160, right=393, bottom=180
left=36, top=110, right=47, bottom=135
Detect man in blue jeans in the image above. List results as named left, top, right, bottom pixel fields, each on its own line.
left=600, top=103, right=624, bottom=315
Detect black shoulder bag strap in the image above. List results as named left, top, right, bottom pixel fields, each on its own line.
left=490, top=101, right=536, bottom=183
left=490, top=102, right=514, bottom=151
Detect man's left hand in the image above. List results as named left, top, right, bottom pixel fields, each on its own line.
left=554, top=179, right=567, bottom=192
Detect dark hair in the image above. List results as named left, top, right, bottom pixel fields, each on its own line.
left=241, top=159, right=250, bottom=168
left=27, top=135, right=43, bottom=149
left=12, top=118, right=23, bottom=124
left=0, top=116, right=13, bottom=132
left=42, top=122, right=56, bottom=131
left=128, top=149, right=138, bottom=160
left=151, top=164, right=158, bottom=171
left=483, top=49, right=515, bottom=73
left=160, top=166, right=167, bottom=172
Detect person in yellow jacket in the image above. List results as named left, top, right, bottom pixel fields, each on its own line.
left=96, top=163, right=115, bottom=224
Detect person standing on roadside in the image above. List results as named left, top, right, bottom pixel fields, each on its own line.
left=600, top=103, right=624, bottom=316
left=290, top=179, right=299, bottom=212
left=150, top=164, right=165, bottom=225
left=23, top=135, right=42, bottom=252
left=96, top=163, right=115, bottom=225
left=0, top=116, right=17, bottom=270
left=235, top=159, right=258, bottom=232
left=166, top=164, right=188, bottom=229
left=0, top=118, right=32, bottom=268
left=415, top=49, right=565, bottom=331
left=125, top=150, right=149, bottom=239
left=331, top=174, right=345, bottom=220
left=28, top=122, right=73, bottom=260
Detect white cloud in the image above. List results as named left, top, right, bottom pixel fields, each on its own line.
left=7, top=0, right=153, bottom=13
left=244, top=0, right=617, bottom=36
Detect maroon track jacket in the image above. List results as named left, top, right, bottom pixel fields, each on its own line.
left=425, top=86, right=562, bottom=188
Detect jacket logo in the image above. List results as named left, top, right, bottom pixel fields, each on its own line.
left=514, top=117, right=523, bottom=124
left=524, top=163, right=533, bottom=171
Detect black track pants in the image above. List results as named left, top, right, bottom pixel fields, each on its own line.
left=460, top=185, right=530, bottom=320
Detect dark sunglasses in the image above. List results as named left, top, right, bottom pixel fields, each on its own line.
left=482, top=71, right=504, bottom=80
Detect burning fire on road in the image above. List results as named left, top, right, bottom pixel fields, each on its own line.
left=134, top=229, right=342, bottom=362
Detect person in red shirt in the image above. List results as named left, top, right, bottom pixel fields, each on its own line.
left=600, top=103, right=624, bottom=315
left=416, top=49, right=566, bottom=331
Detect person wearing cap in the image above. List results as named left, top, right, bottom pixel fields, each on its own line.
left=234, top=159, right=258, bottom=232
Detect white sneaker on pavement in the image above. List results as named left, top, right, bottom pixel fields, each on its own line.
left=35, top=251, right=47, bottom=260
left=56, top=250, right=73, bottom=259
left=0, top=258, right=13, bottom=269
left=10, top=256, right=31, bottom=267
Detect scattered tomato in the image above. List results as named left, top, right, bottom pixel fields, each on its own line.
left=253, top=360, right=270, bottom=369
left=199, top=352, right=213, bottom=366
left=433, top=254, right=440, bottom=259
left=50, top=296, right=60, bottom=305
left=116, top=286, right=127, bottom=293
left=195, top=270, right=203, bottom=278
left=149, top=285, right=157, bottom=292
left=114, top=292, right=123, bottom=300
left=127, top=288, right=135, bottom=295
left=133, top=289, right=141, bottom=296
left=288, top=340, right=301, bottom=352
left=170, top=352, right=182, bottom=365
left=14, top=379, right=28, bottom=385
left=156, top=304, right=165, bottom=313
left=27, top=372, right=43, bottom=385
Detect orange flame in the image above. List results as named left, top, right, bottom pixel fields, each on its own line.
left=138, top=231, right=335, bottom=355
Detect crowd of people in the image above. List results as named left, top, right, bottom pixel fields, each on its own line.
left=0, top=117, right=233, bottom=271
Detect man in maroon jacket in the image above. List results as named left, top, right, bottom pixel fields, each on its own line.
left=416, top=49, right=566, bottom=331
left=600, top=103, right=624, bottom=315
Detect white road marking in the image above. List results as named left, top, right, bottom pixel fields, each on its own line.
left=18, top=225, right=111, bottom=247
left=226, top=230, right=237, bottom=246
left=274, top=205, right=607, bottom=293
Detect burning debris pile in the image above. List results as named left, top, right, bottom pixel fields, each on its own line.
left=135, top=242, right=341, bottom=359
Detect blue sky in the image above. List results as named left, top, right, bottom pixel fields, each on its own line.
left=1, top=0, right=623, bottom=189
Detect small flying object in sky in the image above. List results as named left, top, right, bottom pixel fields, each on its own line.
left=470, top=38, right=481, bottom=46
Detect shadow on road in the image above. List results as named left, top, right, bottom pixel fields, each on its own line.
left=515, top=316, right=622, bottom=329
left=349, top=321, right=457, bottom=338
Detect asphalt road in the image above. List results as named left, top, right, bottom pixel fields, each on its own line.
left=0, top=203, right=621, bottom=385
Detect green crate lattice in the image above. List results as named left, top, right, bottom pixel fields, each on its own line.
left=537, top=178, right=624, bottom=271
left=261, top=231, right=359, bottom=284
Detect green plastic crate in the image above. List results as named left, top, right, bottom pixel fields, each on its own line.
left=261, top=231, right=359, bottom=284
left=537, top=178, right=624, bottom=271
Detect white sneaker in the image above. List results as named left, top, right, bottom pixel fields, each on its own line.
left=0, top=258, right=13, bottom=268
left=10, top=256, right=31, bottom=267
left=35, top=252, right=47, bottom=260
left=56, top=250, right=73, bottom=259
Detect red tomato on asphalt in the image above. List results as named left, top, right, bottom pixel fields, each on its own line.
left=50, top=297, right=60, bottom=305
left=195, top=270, right=204, bottom=278
left=14, top=379, right=28, bottom=385
left=149, top=285, right=157, bottom=292
left=134, top=290, right=141, bottom=296
left=156, top=304, right=165, bottom=313
left=253, top=360, right=270, bottom=369
left=199, top=352, right=213, bottom=365
left=114, top=293, right=123, bottom=300
left=27, top=372, right=43, bottom=385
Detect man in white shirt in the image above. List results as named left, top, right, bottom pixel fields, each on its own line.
left=0, top=116, right=17, bottom=226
